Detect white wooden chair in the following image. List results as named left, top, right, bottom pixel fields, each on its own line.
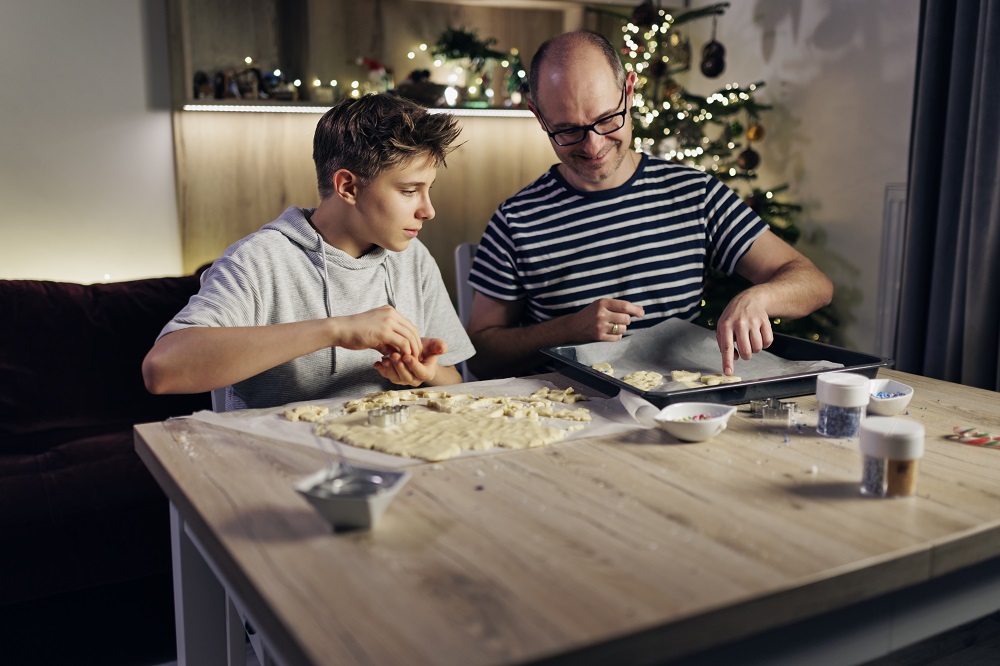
left=453, top=242, right=478, bottom=382
left=210, top=387, right=226, bottom=412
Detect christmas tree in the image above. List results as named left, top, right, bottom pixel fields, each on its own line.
left=600, top=1, right=839, bottom=343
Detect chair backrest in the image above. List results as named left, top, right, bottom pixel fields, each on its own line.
left=453, top=242, right=479, bottom=382
left=454, top=242, right=478, bottom=327
left=210, top=387, right=226, bottom=412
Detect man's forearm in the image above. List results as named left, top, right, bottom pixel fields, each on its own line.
left=468, top=319, right=573, bottom=379
left=754, top=259, right=834, bottom=319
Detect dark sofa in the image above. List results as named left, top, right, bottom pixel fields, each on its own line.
left=0, top=270, right=210, bottom=663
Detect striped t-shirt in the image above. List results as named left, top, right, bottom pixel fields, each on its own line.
left=468, top=154, right=768, bottom=329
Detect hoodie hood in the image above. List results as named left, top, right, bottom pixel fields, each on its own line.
left=261, top=206, right=397, bottom=333
left=261, top=206, right=391, bottom=271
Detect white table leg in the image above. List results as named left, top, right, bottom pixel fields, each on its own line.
left=170, top=502, right=230, bottom=666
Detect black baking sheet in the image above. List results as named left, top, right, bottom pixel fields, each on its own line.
left=542, top=323, right=893, bottom=407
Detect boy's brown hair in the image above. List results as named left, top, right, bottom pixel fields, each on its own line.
left=313, top=94, right=462, bottom=199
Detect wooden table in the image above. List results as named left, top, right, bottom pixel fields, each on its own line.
left=134, top=369, right=1000, bottom=666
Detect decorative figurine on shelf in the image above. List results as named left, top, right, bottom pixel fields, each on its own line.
left=397, top=69, right=447, bottom=107
left=356, top=56, right=392, bottom=93
left=193, top=71, right=213, bottom=99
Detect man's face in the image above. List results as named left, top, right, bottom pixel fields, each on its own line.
left=532, top=60, right=635, bottom=191
left=350, top=153, right=437, bottom=255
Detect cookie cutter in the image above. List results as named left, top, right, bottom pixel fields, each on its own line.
left=749, top=398, right=798, bottom=427
left=367, top=404, right=409, bottom=427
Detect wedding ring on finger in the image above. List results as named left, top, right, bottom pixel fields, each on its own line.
left=611, top=322, right=620, bottom=335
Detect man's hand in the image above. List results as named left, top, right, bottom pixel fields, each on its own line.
left=715, top=290, right=775, bottom=376
left=337, top=305, right=423, bottom=357
left=569, top=298, right=645, bottom=342
left=374, top=337, right=448, bottom=386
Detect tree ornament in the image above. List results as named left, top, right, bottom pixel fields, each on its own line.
left=700, top=16, right=726, bottom=78
left=666, top=31, right=692, bottom=70
left=743, top=193, right=763, bottom=211
left=631, top=0, right=658, bottom=28
left=737, top=147, right=760, bottom=171
left=747, top=123, right=765, bottom=141
left=663, top=78, right=681, bottom=99
left=648, top=59, right=667, bottom=79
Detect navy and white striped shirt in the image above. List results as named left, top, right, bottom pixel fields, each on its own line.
left=469, top=154, right=768, bottom=329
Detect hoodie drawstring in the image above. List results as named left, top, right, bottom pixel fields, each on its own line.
left=382, top=260, right=397, bottom=308
left=320, top=240, right=337, bottom=375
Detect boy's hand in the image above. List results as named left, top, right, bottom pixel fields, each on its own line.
left=337, top=306, right=422, bottom=357
left=374, top=338, right=448, bottom=386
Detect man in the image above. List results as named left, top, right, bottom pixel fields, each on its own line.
left=467, top=30, right=832, bottom=379
left=143, top=94, right=474, bottom=410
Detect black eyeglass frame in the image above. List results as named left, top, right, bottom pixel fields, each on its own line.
left=537, top=82, right=629, bottom=146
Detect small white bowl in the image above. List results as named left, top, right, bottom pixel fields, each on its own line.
left=295, top=465, right=410, bottom=531
left=654, top=402, right=737, bottom=442
left=868, top=379, right=914, bottom=416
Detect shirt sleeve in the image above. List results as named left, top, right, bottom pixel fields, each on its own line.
left=157, top=255, right=262, bottom=339
left=703, top=177, right=769, bottom=275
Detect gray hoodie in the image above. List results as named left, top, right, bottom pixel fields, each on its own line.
left=160, top=206, right=474, bottom=410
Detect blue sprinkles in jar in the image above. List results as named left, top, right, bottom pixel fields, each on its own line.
left=816, top=372, right=872, bottom=438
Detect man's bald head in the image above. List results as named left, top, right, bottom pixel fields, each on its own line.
left=529, top=31, right=626, bottom=114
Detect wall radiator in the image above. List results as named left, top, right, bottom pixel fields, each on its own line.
left=874, top=183, right=908, bottom=360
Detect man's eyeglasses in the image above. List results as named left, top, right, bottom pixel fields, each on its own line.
left=538, top=83, right=628, bottom=147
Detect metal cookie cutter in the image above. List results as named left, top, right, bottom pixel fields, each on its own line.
left=367, top=404, right=409, bottom=427
left=749, top=398, right=798, bottom=427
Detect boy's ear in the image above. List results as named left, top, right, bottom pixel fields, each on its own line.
left=333, top=169, right=359, bottom=204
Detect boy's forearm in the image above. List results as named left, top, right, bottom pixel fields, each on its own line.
left=427, top=364, right=463, bottom=387
left=142, top=320, right=336, bottom=394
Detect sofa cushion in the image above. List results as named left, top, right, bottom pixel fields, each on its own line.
left=0, top=273, right=211, bottom=440
left=0, top=429, right=172, bottom=604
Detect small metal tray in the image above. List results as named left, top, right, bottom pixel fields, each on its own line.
left=542, top=333, right=893, bottom=407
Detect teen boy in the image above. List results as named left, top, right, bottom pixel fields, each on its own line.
left=143, top=94, right=474, bottom=410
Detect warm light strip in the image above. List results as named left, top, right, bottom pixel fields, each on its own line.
left=430, top=108, right=535, bottom=118
left=182, top=104, right=534, bottom=117
left=183, top=104, right=330, bottom=113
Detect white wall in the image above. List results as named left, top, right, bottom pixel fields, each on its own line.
left=0, top=0, right=182, bottom=283
left=681, top=0, right=920, bottom=352
left=0, top=0, right=921, bottom=350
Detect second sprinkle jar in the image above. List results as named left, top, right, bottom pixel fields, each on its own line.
left=816, top=372, right=871, bottom=438
left=859, top=417, right=925, bottom=497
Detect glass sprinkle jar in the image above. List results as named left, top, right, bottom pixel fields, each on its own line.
left=816, top=372, right=871, bottom=438
left=859, top=417, right=925, bottom=497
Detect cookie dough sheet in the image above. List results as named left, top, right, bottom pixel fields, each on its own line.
left=182, top=377, right=660, bottom=469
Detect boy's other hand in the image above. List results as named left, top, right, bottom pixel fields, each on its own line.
left=374, top=337, right=448, bottom=386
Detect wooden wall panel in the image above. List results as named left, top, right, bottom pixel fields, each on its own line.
left=173, top=112, right=320, bottom=272
left=174, top=111, right=555, bottom=299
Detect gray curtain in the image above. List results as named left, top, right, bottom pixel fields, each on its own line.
left=895, top=0, right=1000, bottom=391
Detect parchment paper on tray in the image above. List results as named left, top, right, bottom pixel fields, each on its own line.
left=559, top=319, right=843, bottom=392
left=180, top=377, right=661, bottom=469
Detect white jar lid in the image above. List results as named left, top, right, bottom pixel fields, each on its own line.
left=860, top=417, right=925, bottom=460
left=816, top=372, right=871, bottom=407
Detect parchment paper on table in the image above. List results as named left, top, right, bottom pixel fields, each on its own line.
left=292, top=386, right=592, bottom=462
left=573, top=319, right=841, bottom=392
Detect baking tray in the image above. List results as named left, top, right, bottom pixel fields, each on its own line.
left=542, top=332, right=894, bottom=407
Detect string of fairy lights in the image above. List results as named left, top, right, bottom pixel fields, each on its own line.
left=619, top=8, right=771, bottom=186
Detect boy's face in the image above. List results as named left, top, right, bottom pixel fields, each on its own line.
left=350, top=153, right=438, bottom=254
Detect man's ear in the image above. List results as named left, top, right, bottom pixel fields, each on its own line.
left=527, top=101, right=546, bottom=131
left=333, top=169, right=359, bottom=205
